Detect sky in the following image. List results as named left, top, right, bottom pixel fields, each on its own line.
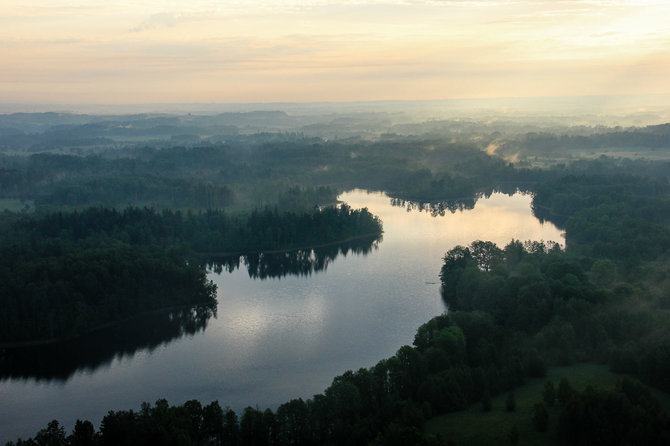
left=2, top=0, right=670, bottom=104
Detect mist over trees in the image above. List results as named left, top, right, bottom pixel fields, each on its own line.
left=3, top=109, right=670, bottom=445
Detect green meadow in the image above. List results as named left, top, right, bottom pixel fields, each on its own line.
left=424, top=363, right=670, bottom=446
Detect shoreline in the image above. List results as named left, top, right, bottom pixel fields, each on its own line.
left=0, top=301, right=215, bottom=349
left=0, top=232, right=382, bottom=349
left=196, top=231, right=383, bottom=258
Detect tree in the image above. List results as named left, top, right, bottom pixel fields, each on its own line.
left=470, top=241, right=503, bottom=272
left=240, top=407, right=268, bottom=446
left=202, top=401, right=224, bottom=444
left=532, top=402, right=549, bottom=432
left=482, top=391, right=492, bottom=412
left=543, top=381, right=556, bottom=407
left=557, top=377, right=574, bottom=405
left=276, top=399, right=309, bottom=446
left=440, top=246, right=474, bottom=285
left=505, top=392, right=516, bottom=412
left=504, top=239, right=525, bottom=267
left=440, top=246, right=478, bottom=310
left=222, top=407, right=240, bottom=446
left=589, top=258, right=617, bottom=288
left=508, top=425, right=519, bottom=445
left=69, top=420, right=96, bottom=446
left=34, top=420, right=67, bottom=446
left=436, top=326, right=466, bottom=365
left=182, top=400, right=203, bottom=443
left=99, top=410, right=138, bottom=445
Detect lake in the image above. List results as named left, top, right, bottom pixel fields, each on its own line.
left=0, top=189, right=562, bottom=443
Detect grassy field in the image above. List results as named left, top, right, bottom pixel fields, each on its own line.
left=424, top=363, right=670, bottom=446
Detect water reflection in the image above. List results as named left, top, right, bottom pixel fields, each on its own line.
left=205, top=235, right=382, bottom=279
left=531, top=202, right=566, bottom=229
left=389, top=185, right=532, bottom=217
left=390, top=196, right=476, bottom=216
left=0, top=303, right=215, bottom=382
left=0, top=236, right=381, bottom=382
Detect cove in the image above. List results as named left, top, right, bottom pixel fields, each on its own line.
left=0, top=190, right=562, bottom=444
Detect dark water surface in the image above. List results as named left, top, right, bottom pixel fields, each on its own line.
left=0, top=190, right=562, bottom=443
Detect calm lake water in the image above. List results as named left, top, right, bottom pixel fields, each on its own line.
left=0, top=190, right=562, bottom=443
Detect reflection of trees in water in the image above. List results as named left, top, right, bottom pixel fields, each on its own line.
left=530, top=202, right=561, bottom=227
left=0, top=303, right=215, bottom=382
left=206, top=235, right=381, bottom=279
left=390, top=184, right=531, bottom=217
left=390, top=197, right=476, bottom=216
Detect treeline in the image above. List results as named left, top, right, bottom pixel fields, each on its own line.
left=0, top=148, right=333, bottom=210
left=0, top=204, right=382, bottom=342
left=532, top=174, right=670, bottom=263
left=498, top=123, right=670, bottom=157
left=37, top=176, right=234, bottom=209
left=490, top=375, right=670, bottom=446
left=191, top=204, right=382, bottom=254
left=2, top=118, right=669, bottom=210
left=5, top=204, right=381, bottom=254
left=0, top=305, right=215, bottom=381
left=554, top=379, right=670, bottom=446
left=0, top=136, right=535, bottom=210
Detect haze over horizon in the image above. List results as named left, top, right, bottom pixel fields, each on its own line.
left=3, top=1, right=670, bottom=106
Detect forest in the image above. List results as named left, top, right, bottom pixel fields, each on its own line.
left=2, top=112, right=670, bottom=445
left=0, top=205, right=382, bottom=343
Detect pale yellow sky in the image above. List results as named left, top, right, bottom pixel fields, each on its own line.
left=2, top=0, right=669, bottom=104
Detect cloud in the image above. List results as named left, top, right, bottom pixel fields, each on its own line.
left=130, top=12, right=207, bottom=32
left=3, top=0, right=670, bottom=103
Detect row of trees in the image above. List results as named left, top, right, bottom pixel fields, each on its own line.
left=556, top=379, right=670, bottom=446
left=9, top=204, right=382, bottom=254
left=0, top=136, right=538, bottom=211
left=498, top=123, right=670, bottom=157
